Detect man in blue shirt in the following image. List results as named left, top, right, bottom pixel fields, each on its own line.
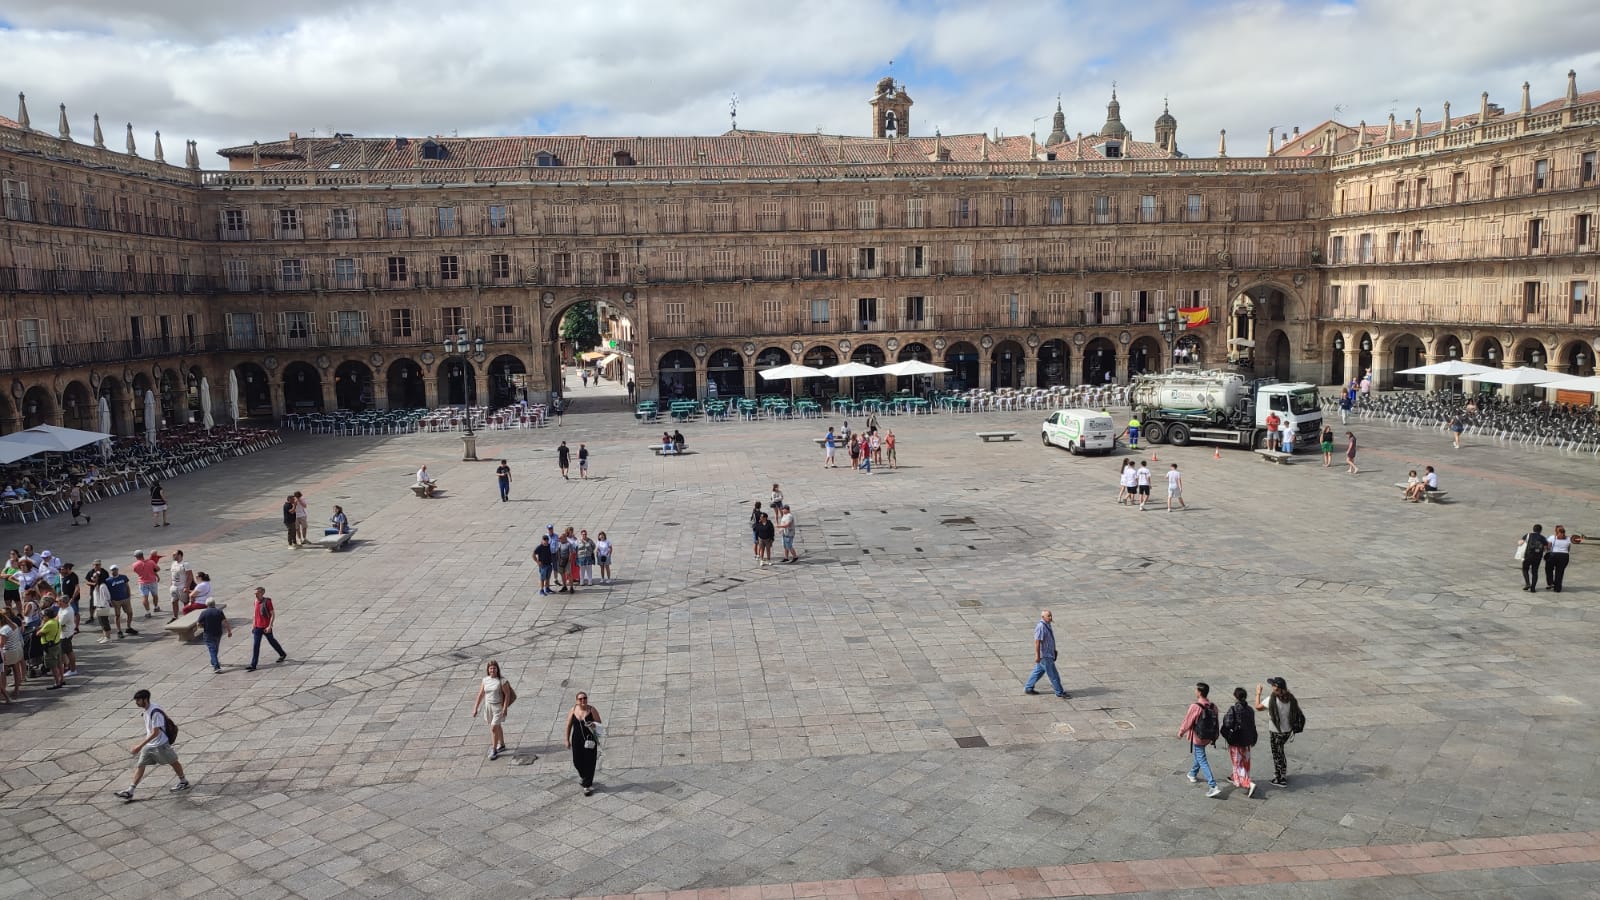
left=106, top=565, right=138, bottom=637
left=1023, top=609, right=1069, bottom=698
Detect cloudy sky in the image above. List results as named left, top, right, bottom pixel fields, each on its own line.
left=2, top=0, right=1598, bottom=164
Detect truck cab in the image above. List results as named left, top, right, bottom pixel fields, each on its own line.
left=1256, top=383, right=1323, bottom=443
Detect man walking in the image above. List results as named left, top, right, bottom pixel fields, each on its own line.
left=1166, top=463, right=1186, bottom=511
left=131, top=550, right=161, bottom=619
left=1022, top=609, right=1069, bottom=698
left=777, top=504, right=798, bottom=563
left=245, top=587, right=288, bottom=671
left=113, top=690, right=188, bottom=799
left=197, top=598, right=232, bottom=674
left=1519, top=524, right=1548, bottom=592
left=495, top=459, right=512, bottom=502
left=1135, top=460, right=1152, bottom=510
left=557, top=441, right=571, bottom=480
left=627, top=378, right=636, bottom=402
left=823, top=428, right=837, bottom=468
left=1254, top=677, right=1304, bottom=787
left=578, top=443, right=590, bottom=479
left=1178, top=682, right=1223, bottom=797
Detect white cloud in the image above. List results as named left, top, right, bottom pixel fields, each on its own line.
left=1, top=0, right=1596, bottom=163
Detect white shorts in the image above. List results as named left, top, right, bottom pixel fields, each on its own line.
left=483, top=707, right=505, bottom=727
left=1168, top=488, right=1182, bottom=499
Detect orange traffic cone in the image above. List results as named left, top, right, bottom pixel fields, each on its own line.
left=1151, top=450, right=1159, bottom=462
left=1213, top=447, right=1221, bottom=460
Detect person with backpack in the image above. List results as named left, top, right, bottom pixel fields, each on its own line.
left=1220, top=687, right=1258, bottom=797
left=1518, top=524, right=1549, bottom=592
left=1254, top=677, right=1306, bottom=787
left=1177, top=681, right=1223, bottom=797
left=114, top=689, right=188, bottom=799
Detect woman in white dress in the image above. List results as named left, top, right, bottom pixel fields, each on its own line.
left=470, top=660, right=516, bottom=760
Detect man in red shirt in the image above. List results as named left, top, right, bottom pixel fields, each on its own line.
left=1264, top=411, right=1281, bottom=452
left=130, top=551, right=164, bottom=620
left=246, top=587, right=288, bottom=672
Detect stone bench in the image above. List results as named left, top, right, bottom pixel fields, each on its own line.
left=1394, top=484, right=1449, bottom=503
left=648, top=445, right=690, bottom=456
left=976, top=431, right=1019, bottom=443
left=300, top=528, right=356, bottom=550
left=410, top=483, right=437, bottom=498
left=1255, top=449, right=1294, bottom=464
left=164, top=602, right=226, bottom=641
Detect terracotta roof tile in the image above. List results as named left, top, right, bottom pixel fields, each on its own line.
left=0, top=114, right=22, bottom=130
left=1273, top=87, right=1600, bottom=157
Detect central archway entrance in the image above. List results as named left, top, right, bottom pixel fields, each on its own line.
left=334, top=361, right=374, bottom=411
left=544, top=297, right=636, bottom=403
left=386, top=359, right=425, bottom=409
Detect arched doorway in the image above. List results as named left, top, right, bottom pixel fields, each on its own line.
left=283, top=362, right=324, bottom=412
left=62, top=381, right=94, bottom=430
left=488, top=355, right=527, bottom=408
left=1328, top=333, right=1347, bottom=386
left=1471, top=335, right=1504, bottom=369
left=1389, top=333, right=1426, bottom=388
left=944, top=342, right=979, bottom=391
left=1513, top=338, right=1547, bottom=369
left=0, top=394, right=16, bottom=435
left=802, top=346, right=838, bottom=399
left=1175, top=334, right=1204, bottom=368
left=21, top=385, right=56, bottom=428
left=1037, top=339, right=1070, bottom=387
left=334, top=361, right=374, bottom=411
left=1355, top=331, right=1374, bottom=381
left=98, top=377, right=129, bottom=435
left=706, top=348, right=743, bottom=400
left=156, top=367, right=181, bottom=425
left=130, top=373, right=154, bottom=434
left=893, top=342, right=937, bottom=394
left=754, top=347, right=790, bottom=398
left=235, top=364, right=272, bottom=418
left=851, top=344, right=887, bottom=395
left=1261, top=330, right=1292, bottom=382
left=186, top=366, right=206, bottom=421
left=386, top=359, right=425, bottom=409
left=1127, top=336, right=1162, bottom=378
left=990, top=340, right=1024, bottom=389
left=1082, top=338, right=1117, bottom=385
left=657, top=350, right=695, bottom=401
left=1558, top=339, right=1595, bottom=376
left=437, top=359, right=478, bottom=406
left=544, top=298, right=634, bottom=401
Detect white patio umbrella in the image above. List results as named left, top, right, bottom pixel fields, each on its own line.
left=1463, top=366, right=1578, bottom=386
left=1543, top=374, right=1600, bottom=394
left=758, top=364, right=825, bottom=380
left=878, top=360, right=953, bottom=376
left=13, top=424, right=113, bottom=452
left=144, top=390, right=158, bottom=446
left=1395, top=360, right=1497, bottom=378
left=819, top=362, right=882, bottom=378
left=200, top=377, right=214, bottom=431
left=0, top=433, right=62, bottom=465
left=97, top=396, right=112, bottom=460
left=228, top=369, right=241, bottom=428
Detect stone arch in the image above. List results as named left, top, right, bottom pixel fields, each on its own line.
left=1258, top=329, right=1291, bottom=382
left=1127, top=335, right=1163, bottom=377
left=155, top=366, right=182, bottom=426
left=334, top=361, right=375, bottom=411
left=97, top=376, right=129, bottom=435
left=544, top=295, right=636, bottom=399
left=944, top=341, right=979, bottom=391
left=1082, top=337, right=1117, bottom=385
left=706, top=348, right=743, bottom=400
left=1327, top=332, right=1348, bottom=386
left=990, top=340, right=1025, bottom=389
left=851, top=343, right=887, bottom=395
left=283, top=361, right=324, bottom=412
left=754, top=347, right=791, bottom=397
left=62, top=380, right=94, bottom=430
left=130, top=373, right=155, bottom=434
left=1354, top=330, right=1375, bottom=381
left=1511, top=336, right=1548, bottom=368
left=185, top=365, right=207, bottom=420
left=1557, top=338, right=1595, bottom=376
left=234, top=363, right=272, bottom=418
left=1470, top=335, right=1505, bottom=368
left=657, top=349, right=696, bottom=401
left=0, top=392, right=16, bottom=435
left=1388, top=332, right=1427, bottom=388
left=1037, top=339, right=1071, bottom=387
left=896, top=342, right=932, bottom=363
left=801, top=345, right=839, bottom=368
left=488, top=354, right=527, bottom=408
left=386, top=358, right=426, bottom=409
left=1175, top=333, right=1204, bottom=368
left=21, top=384, right=56, bottom=429
left=437, top=357, right=478, bottom=406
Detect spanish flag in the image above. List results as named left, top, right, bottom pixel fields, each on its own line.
left=1178, top=306, right=1211, bottom=327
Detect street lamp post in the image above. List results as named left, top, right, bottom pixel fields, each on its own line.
left=442, top=327, right=485, bottom=460
left=1156, top=306, right=1187, bottom=369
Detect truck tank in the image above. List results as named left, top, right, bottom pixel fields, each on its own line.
left=1129, top=371, right=1246, bottom=414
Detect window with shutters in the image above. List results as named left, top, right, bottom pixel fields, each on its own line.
left=552, top=252, right=572, bottom=280
left=277, top=208, right=300, bottom=236
left=809, top=248, right=829, bottom=274
left=598, top=204, right=620, bottom=232
left=858, top=199, right=877, bottom=229
left=1186, top=194, right=1203, bottom=222
left=714, top=301, right=736, bottom=324
left=664, top=251, right=686, bottom=279
left=905, top=198, right=924, bottom=228
left=1533, top=159, right=1549, bottom=190
left=808, top=200, right=828, bottom=228
left=857, top=247, right=877, bottom=274
left=282, top=311, right=311, bottom=342
left=712, top=250, right=734, bottom=278
left=664, top=302, right=687, bottom=325
left=602, top=252, right=621, bottom=279
left=1093, top=196, right=1111, bottom=225
left=999, top=244, right=1019, bottom=275
left=1357, top=233, right=1373, bottom=263
left=279, top=258, right=305, bottom=287
left=903, top=295, right=925, bottom=323
left=1046, top=196, right=1065, bottom=225
left=954, top=197, right=974, bottom=226
left=329, top=207, right=354, bottom=238
left=225, top=258, right=249, bottom=291
left=1328, top=285, right=1341, bottom=311
left=436, top=206, right=458, bottom=236
left=331, top=257, right=358, bottom=288
left=1043, top=242, right=1066, bottom=272
left=1570, top=281, right=1591, bottom=317
left=952, top=244, right=973, bottom=275
left=762, top=299, right=783, bottom=323
left=487, top=205, right=508, bottom=230
left=387, top=256, right=408, bottom=283
left=1044, top=291, right=1069, bottom=320
left=439, top=255, right=460, bottom=281
left=760, top=248, right=781, bottom=277
left=1331, top=235, right=1346, bottom=263
left=660, top=201, right=684, bottom=232
left=441, top=307, right=467, bottom=333
left=336, top=310, right=366, bottom=343
left=905, top=245, right=926, bottom=274
left=951, top=293, right=974, bottom=327
left=1357, top=284, right=1370, bottom=310
left=1139, top=195, right=1157, bottom=223
left=389, top=308, right=414, bottom=338
left=758, top=200, right=781, bottom=230
left=490, top=253, right=511, bottom=280
left=1136, top=240, right=1158, bottom=267
left=1005, top=292, right=1023, bottom=324
left=226, top=313, right=258, bottom=348
left=552, top=204, right=573, bottom=230
left=222, top=208, right=246, bottom=238
left=1094, top=240, right=1114, bottom=266
left=492, top=305, right=516, bottom=335
left=709, top=201, right=732, bottom=230
left=1528, top=219, right=1545, bottom=252
left=385, top=207, right=406, bottom=233
left=809, top=299, right=831, bottom=324
left=1281, top=191, right=1303, bottom=219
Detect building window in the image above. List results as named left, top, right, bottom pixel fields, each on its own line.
left=487, top=205, right=508, bottom=230
left=905, top=198, right=924, bottom=228
left=279, top=258, right=305, bottom=286
left=664, top=251, right=686, bottom=279
left=336, top=310, right=366, bottom=341
left=439, top=255, right=460, bottom=281
left=709, top=201, right=732, bottom=230
left=390, top=308, right=413, bottom=337
left=1046, top=196, right=1064, bottom=225
left=283, top=311, right=311, bottom=340
left=1331, top=235, right=1346, bottom=263
left=1533, top=158, right=1549, bottom=190
left=552, top=204, right=573, bottom=229
left=1582, top=152, right=1597, bottom=184
left=441, top=307, right=467, bottom=333
left=1005, top=292, right=1022, bottom=324
left=955, top=197, right=973, bottom=226
left=1570, top=281, right=1590, bottom=316
left=762, top=299, right=783, bottom=323
left=1044, top=291, right=1068, bottom=318
left=1328, top=285, right=1341, bottom=310
left=905, top=245, right=926, bottom=273
left=278, top=208, right=300, bottom=232
left=856, top=297, right=879, bottom=328
left=1357, top=233, right=1374, bottom=263
left=602, top=252, right=621, bottom=279
left=1356, top=284, right=1370, bottom=310
left=223, top=209, right=246, bottom=234
left=857, top=247, right=877, bottom=273
left=711, top=250, right=734, bottom=277
left=386, top=208, right=406, bottom=233
left=226, top=312, right=257, bottom=344
left=664, top=302, right=687, bottom=325
left=552, top=252, right=572, bottom=280
left=660, top=201, right=684, bottom=231
left=1237, top=192, right=1261, bottom=221
left=952, top=244, right=973, bottom=275
left=903, top=296, right=925, bottom=323
left=1577, top=214, right=1593, bottom=248
left=857, top=199, right=877, bottom=229
left=492, top=305, right=516, bottom=335
left=598, top=204, right=620, bottom=229
left=1524, top=282, right=1540, bottom=314
left=332, top=257, right=358, bottom=288
left=999, top=197, right=1018, bottom=226
left=225, top=258, right=249, bottom=291
left=808, top=200, right=828, bottom=227
left=1140, top=195, right=1157, bottom=223
left=436, top=207, right=458, bottom=235
left=1000, top=244, right=1020, bottom=274
left=760, top=249, right=781, bottom=278
left=1450, top=171, right=1466, bottom=202
left=1489, top=165, right=1504, bottom=198
left=714, top=301, right=736, bottom=324
left=1093, top=196, right=1111, bottom=225
left=387, top=256, right=408, bottom=283
left=1528, top=219, right=1544, bottom=251
left=329, top=207, right=353, bottom=236
left=809, top=248, right=829, bottom=274
left=1186, top=194, right=1203, bottom=222
left=491, top=253, right=511, bottom=280
left=1411, top=230, right=1424, bottom=255
left=1386, top=231, right=1401, bottom=261
left=758, top=200, right=781, bottom=229
left=809, top=299, right=831, bottom=324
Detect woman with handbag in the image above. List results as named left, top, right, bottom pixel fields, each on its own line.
left=565, top=691, right=603, bottom=795
left=470, top=660, right=515, bottom=760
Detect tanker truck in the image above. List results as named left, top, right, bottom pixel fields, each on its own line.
left=1129, top=369, right=1322, bottom=451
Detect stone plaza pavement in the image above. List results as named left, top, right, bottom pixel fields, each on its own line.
left=2, top=386, right=1599, bottom=899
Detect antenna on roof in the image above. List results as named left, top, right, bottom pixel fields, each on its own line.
left=730, top=93, right=738, bottom=131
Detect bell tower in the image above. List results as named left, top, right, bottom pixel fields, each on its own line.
left=870, top=77, right=913, bottom=138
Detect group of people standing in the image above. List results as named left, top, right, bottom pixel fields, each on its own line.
left=1518, top=524, right=1578, bottom=592
left=748, top=485, right=799, bottom=566
left=279, top=491, right=351, bottom=545
left=821, top=425, right=896, bottom=472
left=532, top=526, right=614, bottom=594
left=1115, top=460, right=1185, bottom=511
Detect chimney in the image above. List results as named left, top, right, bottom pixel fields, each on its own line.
left=1567, top=70, right=1578, bottom=104
left=1520, top=81, right=1531, bottom=114
left=1292, top=126, right=1300, bottom=136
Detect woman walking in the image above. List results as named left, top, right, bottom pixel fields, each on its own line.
left=565, top=691, right=603, bottom=795
left=749, top=502, right=764, bottom=559
left=1220, top=687, right=1258, bottom=797
left=1118, top=459, right=1135, bottom=505
left=596, top=532, right=614, bottom=585
left=577, top=530, right=597, bottom=586
left=1545, top=525, right=1573, bottom=592
left=1344, top=432, right=1359, bottom=475
left=1319, top=424, right=1335, bottom=468
left=149, top=480, right=169, bottom=527
left=470, top=660, right=516, bottom=760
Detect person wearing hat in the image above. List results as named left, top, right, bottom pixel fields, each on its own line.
left=1254, top=677, right=1305, bottom=787
left=86, top=560, right=114, bottom=644
left=196, top=597, right=232, bottom=674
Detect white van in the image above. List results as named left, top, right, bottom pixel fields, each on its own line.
left=1042, top=409, right=1117, bottom=455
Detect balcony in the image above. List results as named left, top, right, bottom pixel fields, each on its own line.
left=0, top=334, right=226, bottom=373
left=0, top=198, right=200, bottom=238
left=0, top=268, right=209, bottom=294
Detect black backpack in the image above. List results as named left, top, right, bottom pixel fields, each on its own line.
left=154, top=708, right=179, bottom=745
left=1194, top=703, right=1219, bottom=744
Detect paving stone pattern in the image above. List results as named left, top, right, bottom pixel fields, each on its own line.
left=2, top=385, right=1598, bottom=898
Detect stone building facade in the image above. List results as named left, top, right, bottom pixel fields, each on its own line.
left=0, top=76, right=1596, bottom=433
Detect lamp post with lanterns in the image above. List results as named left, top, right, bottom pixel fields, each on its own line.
left=1157, top=306, right=1187, bottom=370
left=443, top=328, right=484, bottom=460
